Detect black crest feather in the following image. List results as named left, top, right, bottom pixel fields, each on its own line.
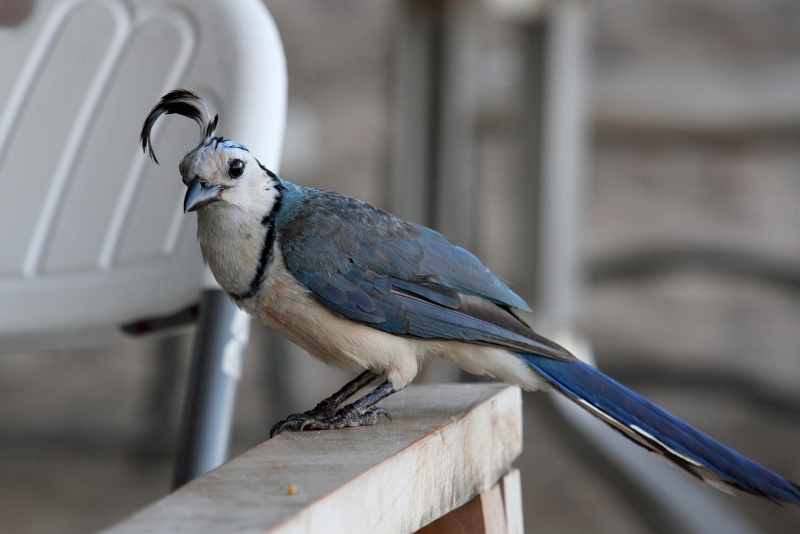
left=140, top=89, right=218, bottom=164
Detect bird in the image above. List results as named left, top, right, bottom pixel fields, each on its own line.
left=141, top=89, right=800, bottom=505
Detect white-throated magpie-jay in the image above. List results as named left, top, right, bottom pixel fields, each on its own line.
left=141, top=89, right=800, bottom=505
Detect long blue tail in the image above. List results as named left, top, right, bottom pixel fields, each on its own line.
left=520, top=352, right=800, bottom=505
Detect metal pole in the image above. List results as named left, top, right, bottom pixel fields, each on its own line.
left=517, top=20, right=546, bottom=304
left=172, top=289, right=250, bottom=489
left=435, top=0, right=479, bottom=250
left=390, top=0, right=443, bottom=229
left=537, top=0, right=593, bottom=328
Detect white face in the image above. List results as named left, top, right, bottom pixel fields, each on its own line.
left=180, top=139, right=280, bottom=217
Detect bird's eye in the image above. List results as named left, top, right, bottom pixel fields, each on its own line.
left=228, top=159, right=245, bottom=178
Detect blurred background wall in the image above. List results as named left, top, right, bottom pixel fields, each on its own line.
left=2, top=0, right=800, bottom=532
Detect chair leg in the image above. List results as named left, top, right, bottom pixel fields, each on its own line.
left=172, top=290, right=250, bottom=490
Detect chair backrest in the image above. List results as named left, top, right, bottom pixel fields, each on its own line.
left=0, top=0, right=286, bottom=352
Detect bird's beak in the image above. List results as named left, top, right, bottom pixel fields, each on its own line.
left=184, top=178, right=222, bottom=212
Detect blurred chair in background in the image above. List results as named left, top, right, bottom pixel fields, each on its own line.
left=0, top=0, right=285, bottom=489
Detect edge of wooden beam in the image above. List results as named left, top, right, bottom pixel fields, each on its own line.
left=101, top=383, right=522, bottom=534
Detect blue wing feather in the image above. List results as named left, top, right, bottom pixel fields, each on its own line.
left=279, top=188, right=529, bottom=311
left=390, top=278, right=460, bottom=308
left=291, top=265, right=568, bottom=357
left=293, top=270, right=385, bottom=324
left=415, top=239, right=530, bottom=310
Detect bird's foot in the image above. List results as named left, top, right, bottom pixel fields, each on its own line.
left=270, top=381, right=395, bottom=437
left=270, top=370, right=380, bottom=438
left=269, top=400, right=341, bottom=437
left=269, top=409, right=328, bottom=437
left=272, top=406, right=391, bottom=435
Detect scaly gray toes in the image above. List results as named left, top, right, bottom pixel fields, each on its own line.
left=344, top=406, right=392, bottom=427
left=270, top=406, right=392, bottom=435
left=306, top=406, right=392, bottom=430
left=270, top=413, right=314, bottom=437
left=270, top=404, right=342, bottom=437
left=270, top=419, right=292, bottom=438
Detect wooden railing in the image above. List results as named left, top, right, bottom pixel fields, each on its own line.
left=101, top=384, right=523, bottom=534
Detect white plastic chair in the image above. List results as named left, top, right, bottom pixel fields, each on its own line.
left=0, top=0, right=286, bottom=487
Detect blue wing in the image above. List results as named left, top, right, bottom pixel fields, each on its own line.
left=278, top=188, right=572, bottom=361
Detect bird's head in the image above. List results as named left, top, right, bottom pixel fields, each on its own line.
left=140, top=89, right=279, bottom=215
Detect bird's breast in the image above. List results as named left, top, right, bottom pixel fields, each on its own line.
left=196, top=206, right=269, bottom=295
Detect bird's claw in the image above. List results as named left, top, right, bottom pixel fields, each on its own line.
left=372, top=407, right=392, bottom=421
left=270, top=401, right=341, bottom=437
left=270, top=406, right=391, bottom=437
left=278, top=419, right=299, bottom=435
left=270, top=412, right=317, bottom=438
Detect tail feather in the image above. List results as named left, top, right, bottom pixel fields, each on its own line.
left=520, top=352, right=800, bottom=505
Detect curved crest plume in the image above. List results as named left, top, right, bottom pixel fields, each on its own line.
left=140, top=89, right=218, bottom=164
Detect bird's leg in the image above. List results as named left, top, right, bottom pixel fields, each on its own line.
left=271, top=381, right=396, bottom=436
left=297, top=381, right=395, bottom=431
left=302, top=369, right=381, bottom=417
left=316, top=381, right=395, bottom=428
left=270, top=370, right=379, bottom=437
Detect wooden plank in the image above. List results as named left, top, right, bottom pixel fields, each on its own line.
left=101, top=384, right=522, bottom=534
left=416, top=468, right=524, bottom=534
left=500, top=469, right=524, bottom=534
left=480, top=482, right=508, bottom=534
left=416, top=490, right=486, bottom=534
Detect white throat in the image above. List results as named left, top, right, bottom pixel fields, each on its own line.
left=196, top=179, right=281, bottom=296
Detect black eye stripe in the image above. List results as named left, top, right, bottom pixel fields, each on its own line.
left=228, top=159, right=245, bottom=178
